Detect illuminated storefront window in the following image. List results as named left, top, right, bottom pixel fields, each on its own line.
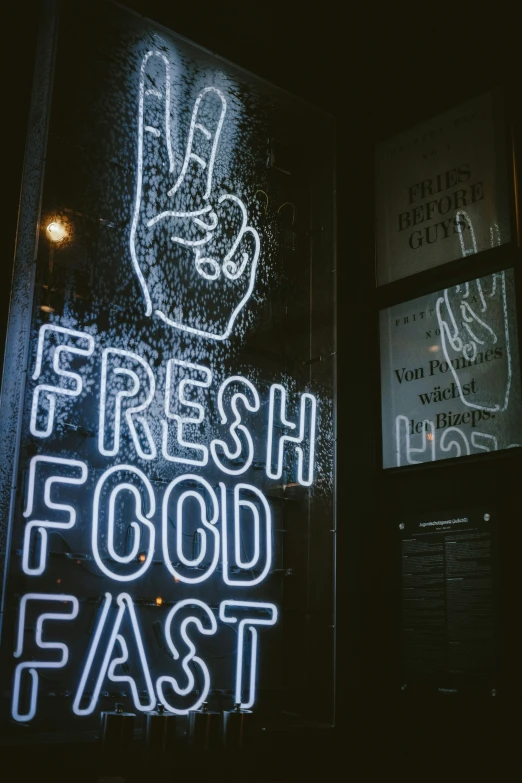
left=0, top=0, right=336, bottom=734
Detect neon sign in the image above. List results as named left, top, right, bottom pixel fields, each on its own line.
left=0, top=0, right=335, bottom=734
left=8, top=324, right=319, bottom=721
left=130, top=51, right=260, bottom=341
left=387, top=240, right=522, bottom=467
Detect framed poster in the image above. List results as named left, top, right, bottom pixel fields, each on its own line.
left=0, top=0, right=336, bottom=738
left=375, top=90, right=511, bottom=286
left=380, top=268, right=522, bottom=468
left=399, top=508, right=500, bottom=696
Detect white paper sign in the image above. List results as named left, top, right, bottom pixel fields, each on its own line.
left=380, top=268, right=522, bottom=468
left=376, top=91, right=511, bottom=285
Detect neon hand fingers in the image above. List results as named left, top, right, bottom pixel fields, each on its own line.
left=168, top=86, right=226, bottom=203
left=130, top=50, right=260, bottom=339
left=192, top=194, right=260, bottom=282
left=139, top=52, right=174, bottom=195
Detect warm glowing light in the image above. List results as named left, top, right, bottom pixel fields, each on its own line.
left=40, top=305, right=55, bottom=313
left=139, top=553, right=146, bottom=562
left=155, top=597, right=163, bottom=606
left=427, top=433, right=433, bottom=441
left=428, top=345, right=440, bottom=353
left=46, top=222, right=67, bottom=242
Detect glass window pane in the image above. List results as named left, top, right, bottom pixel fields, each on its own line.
left=376, top=91, right=511, bottom=285
left=0, top=0, right=336, bottom=735
left=380, top=268, right=522, bottom=468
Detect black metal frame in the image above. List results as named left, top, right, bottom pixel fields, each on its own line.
left=373, top=85, right=522, bottom=476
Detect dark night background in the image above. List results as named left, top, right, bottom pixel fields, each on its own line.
left=3, top=1, right=521, bottom=779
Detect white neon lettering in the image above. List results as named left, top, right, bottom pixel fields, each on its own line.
left=219, top=600, right=277, bottom=710
left=30, top=325, right=94, bottom=438
left=162, top=359, right=212, bottom=466
left=266, top=384, right=317, bottom=486
left=92, top=465, right=155, bottom=581
left=210, top=376, right=260, bottom=475
left=162, top=475, right=219, bottom=584
left=22, top=456, right=88, bottom=576
left=156, top=599, right=217, bottom=715
left=73, top=592, right=156, bottom=716
left=99, top=348, right=156, bottom=460
left=220, top=482, right=272, bottom=586
left=12, top=593, right=79, bottom=721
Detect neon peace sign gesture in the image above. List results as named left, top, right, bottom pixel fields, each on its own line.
left=130, top=51, right=261, bottom=341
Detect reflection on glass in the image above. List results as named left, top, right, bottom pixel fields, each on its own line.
left=380, top=268, right=522, bottom=468
left=0, top=0, right=336, bottom=735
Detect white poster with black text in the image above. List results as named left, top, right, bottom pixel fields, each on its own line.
left=380, top=268, right=522, bottom=468
left=375, top=91, right=510, bottom=285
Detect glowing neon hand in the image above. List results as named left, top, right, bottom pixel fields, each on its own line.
left=130, top=51, right=260, bottom=341
left=435, top=271, right=512, bottom=413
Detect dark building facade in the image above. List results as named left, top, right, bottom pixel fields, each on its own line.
left=2, top=1, right=521, bottom=779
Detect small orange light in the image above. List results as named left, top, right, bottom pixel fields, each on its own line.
left=155, top=597, right=163, bottom=606
left=56, top=578, right=61, bottom=584
left=174, top=577, right=179, bottom=583
left=76, top=560, right=81, bottom=565
left=40, top=305, right=55, bottom=313
left=427, top=433, right=433, bottom=441
left=139, top=553, right=146, bottom=562
left=46, top=221, right=67, bottom=242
